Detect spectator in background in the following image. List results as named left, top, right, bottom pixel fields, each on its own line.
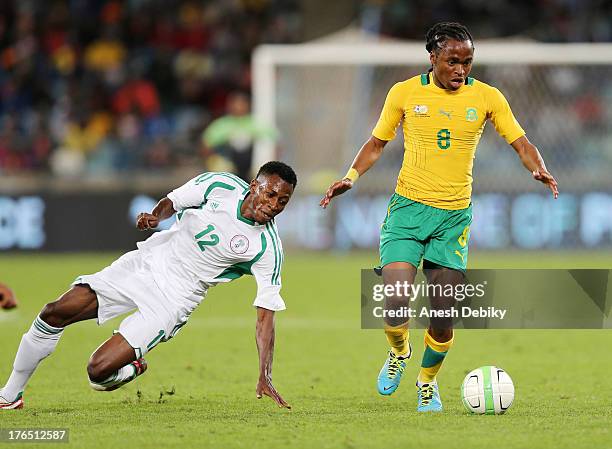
left=0, top=283, right=18, bottom=310
left=112, top=75, right=160, bottom=118
left=3, top=0, right=609, bottom=177
left=0, top=0, right=301, bottom=176
left=201, top=91, right=276, bottom=181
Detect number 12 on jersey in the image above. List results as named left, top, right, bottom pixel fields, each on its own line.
left=437, top=128, right=451, bottom=150
left=195, top=224, right=219, bottom=251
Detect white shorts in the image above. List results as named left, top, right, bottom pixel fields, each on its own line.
left=73, top=250, right=202, bottom=358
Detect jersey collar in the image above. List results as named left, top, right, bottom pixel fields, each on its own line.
left=237, top=192, right=264, bottom=226
left=426, top=72, right=468, bottom=95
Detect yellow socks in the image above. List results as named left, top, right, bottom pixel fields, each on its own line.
left=417, top=330, right=454, bottom=384
left=384, top=323, right=410, bottom=357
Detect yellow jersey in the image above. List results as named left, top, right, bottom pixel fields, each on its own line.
left=372, top=72, right=525, bottom=210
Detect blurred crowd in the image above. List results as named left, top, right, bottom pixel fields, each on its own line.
left=1, top=0, right=610, bottom=178
left=377, top=0, right=612, bottom=42
left=0, top=0, right=299, bottom=177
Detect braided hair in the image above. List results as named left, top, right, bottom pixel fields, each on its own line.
left=425, top=22, right=474, bottom=54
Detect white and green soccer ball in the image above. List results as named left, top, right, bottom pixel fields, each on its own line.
left=461, top=366, right=514, bottom=415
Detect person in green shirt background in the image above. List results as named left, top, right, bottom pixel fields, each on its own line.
left=202, top=91, right=277, bottom=181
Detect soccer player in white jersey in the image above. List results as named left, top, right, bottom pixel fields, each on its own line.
left=0, top=161, right=296, bottom=410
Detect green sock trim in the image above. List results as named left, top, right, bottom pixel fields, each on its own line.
left=420, top=346, right=447, bottom=368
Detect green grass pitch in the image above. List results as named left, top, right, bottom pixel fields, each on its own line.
left=1, top=251, right=611, bottom=449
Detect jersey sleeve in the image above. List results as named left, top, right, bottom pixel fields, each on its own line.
left=487, top=87, right=525, bottom=144
left=167, top=173, right=225, bottom=211
left=251, top=227, right=286, bottom=311
left=372, top=82, right=405, bottom=141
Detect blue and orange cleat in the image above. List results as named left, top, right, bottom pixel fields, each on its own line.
left=377, top=349, right=410, bottom=395
left=417, top=382, right=443, bottom=412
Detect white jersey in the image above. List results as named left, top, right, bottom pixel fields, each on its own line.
left=136, top=172, right=285, bottom=311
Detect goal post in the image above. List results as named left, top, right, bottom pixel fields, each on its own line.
left=252, top=42, right=612, bottom=250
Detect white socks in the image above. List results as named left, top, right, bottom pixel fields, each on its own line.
left=1, top=316, right=64, bottom=402
left=89, top=364, right=137, bottom=391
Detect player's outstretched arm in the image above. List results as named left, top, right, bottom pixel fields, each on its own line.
left=320, top=136, right=388, bottom=209
left=511, top=135, right=559, bottom=199
left=136, top=197, right=176, bottom=230
left=255, top=307, right=290, bottom=409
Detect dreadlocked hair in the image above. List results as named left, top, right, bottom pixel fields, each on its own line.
left=425, top=22, right=474, bottom=54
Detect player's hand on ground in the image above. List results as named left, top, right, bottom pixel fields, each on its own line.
left=320, top=179, right=353, bottom=209
left=136, top=212, right=159, bottom=230
left=256, top=377, right=291, bottom=409
left=0, top=283, right=18, bottom=310
left=532, top=169, right=559, bottom=199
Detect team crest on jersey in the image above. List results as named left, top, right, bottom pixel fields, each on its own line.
left=230, top=235, right=249, bottom=254
left=413, top=105, right=429, bottom=116
left=466, top=107, right=478, bottom=122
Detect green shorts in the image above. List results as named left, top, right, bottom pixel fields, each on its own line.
left=379, top=193, right=472, bottom=271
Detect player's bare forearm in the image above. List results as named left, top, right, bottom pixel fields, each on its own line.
left=350, top=136, right=388, bottom=177
left=136, top=197, right=175, bottom=230
left=320, top=136, right=388, bottom=208
left=511, top=135, right=546, bottom=172
left=511, top=135, right=559, bottom=198
left=151, top=197, right=176, bottom=221
left=255, top=307, right=290, bottom=408
left=255, top=307, right=275, bottom=379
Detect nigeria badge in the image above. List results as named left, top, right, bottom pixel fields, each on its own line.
left=230, top=235, right=249, bottom=254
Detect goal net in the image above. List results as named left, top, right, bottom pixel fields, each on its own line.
left=253, top=42, right=612, bottom=250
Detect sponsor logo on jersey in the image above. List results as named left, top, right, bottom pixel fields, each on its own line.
left=466, top=107, right=478, bottom=122
left=439, top=109, right=452, bottom=119
left=207, top=201, right=220, bottom=211
left=413, top=105, right=429, bottom=115
left=230, top=235, right=249, bottom=254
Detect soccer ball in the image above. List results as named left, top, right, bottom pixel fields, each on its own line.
left=461, top=366, right=514, bottom=415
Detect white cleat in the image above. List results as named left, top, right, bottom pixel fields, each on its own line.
left=89, top=358, right=148, bottom=392
left=0, top=392, right=24, bottom=410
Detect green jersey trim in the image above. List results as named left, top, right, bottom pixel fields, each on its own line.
left=146, top=330, right=166, bottom=351
left=177, top=203, right=204, bottom=221
left=236, top=198, right=257, bottom=226
left=214, top=232, right=267, bottom=280
left=273, top=224, right=283, bottom=285
left=420, top=73, right=430, bottom=85
left=216, top=172, right=249, bottom=189
left=466, top=77, right=474, bottom=86
left=204, top=181, right=235, bottom=202
left=195, top=172, right=248, bottom=190
left=265, top=222, right=282, bottom=285
left=194, top=172, right=214, bottom=185
left=178, top=176, right=241, bottom=220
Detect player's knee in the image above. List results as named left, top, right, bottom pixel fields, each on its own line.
left=87, top=354, right=113, bottom=383
left=39, top=301, right=65, bottom=328
left=385, top=295, right=409, bottom=311
left=40, top=287, right=96, bottom=328
left=429, top=327, right=453, bottom=343
left=383, top=296, right=411, bottom=327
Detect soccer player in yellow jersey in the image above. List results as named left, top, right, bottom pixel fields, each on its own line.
left=320, top=22, right=558, bottom=412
